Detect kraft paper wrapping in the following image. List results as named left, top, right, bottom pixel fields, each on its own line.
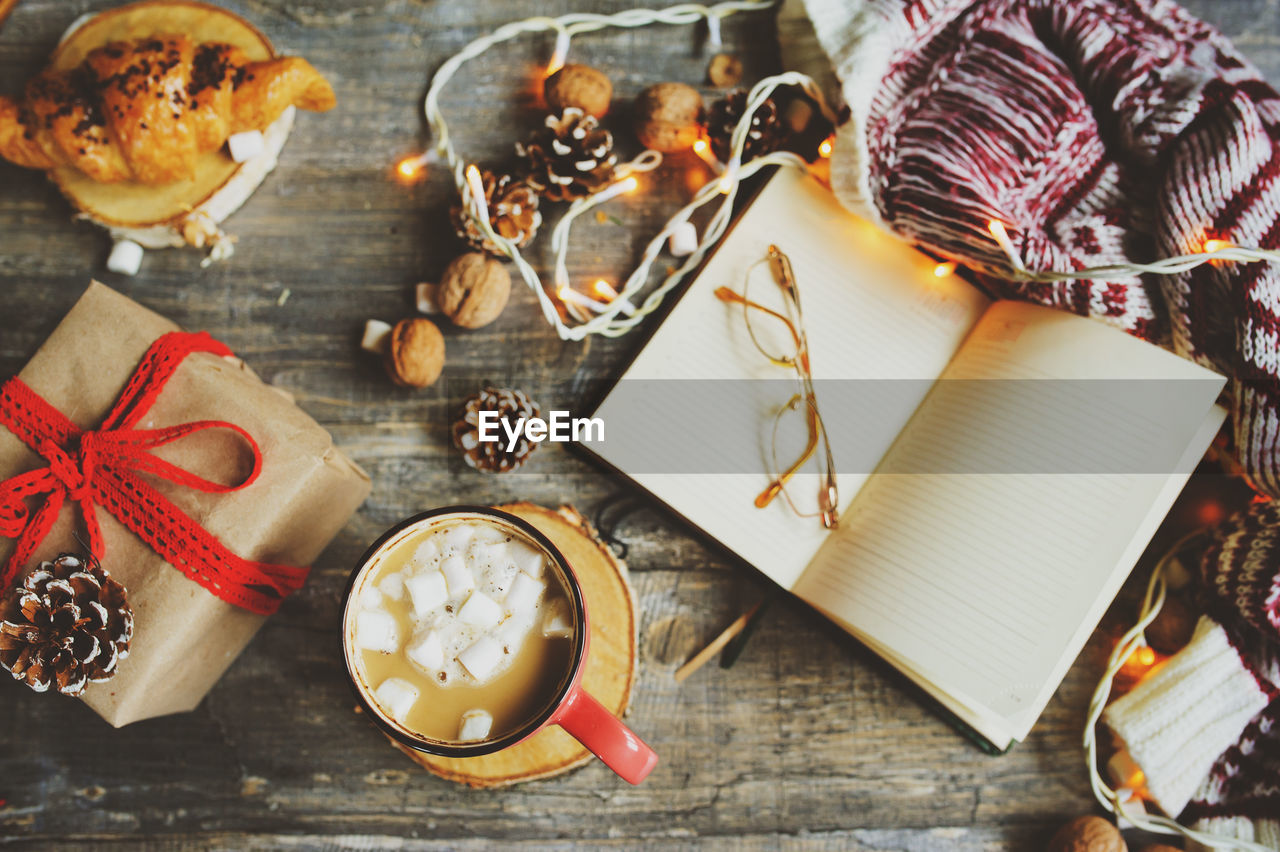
left=0, top=282, right=371, bottom=726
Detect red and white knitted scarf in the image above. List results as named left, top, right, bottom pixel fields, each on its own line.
left=795, top=0, right=1280, bottom=496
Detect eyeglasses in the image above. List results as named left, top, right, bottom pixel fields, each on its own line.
left=715, top=245, right=839, bottom=529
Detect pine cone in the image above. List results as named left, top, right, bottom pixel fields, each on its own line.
left=516, top=108, right=617, bottom=201
left=0, top=553, right=133, bottom=696
left=706, top=89, right=784, bottom=164
left=450, top=170, right=542, bottom=257
left=452, top=387, right=541, bottom=473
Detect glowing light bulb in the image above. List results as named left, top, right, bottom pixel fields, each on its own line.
left=933, top=261, right=957, bottom=278
left=692, top=138, right=724, bottom=174
left=558, top=286, right=610, bottom=313
left=1204, top=238, right=1232, bottom=253
left=818, top=137, right=834, bottom=158
left=395, top=152, right=431, bottom=183
left=546, top=30, right=570, bottom=78
left=592, top=176, right=639, bottom=203
left=718, top=176, right=733, bottom=194
left=593, top=279, right=636, bottom=315
left=1196, top=499, right=1225, bottom=526
left=1133, top=646, right=1156, bottom=667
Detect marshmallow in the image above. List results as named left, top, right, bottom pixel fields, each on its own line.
left=504, top=572, right=543, bottom=614
left=404, top=571, right=448, bottom=618
left=361, top=320, right=392, bottom=354
left=106, top=239, right=144, bottom=276
left=1107, top=749, right=1144, bottom=790
left=542, top=600, right=574, bottom=638
left=227, top=129, right=266, bottom=163
left=355, top=610, right=400, bottom=653
left=374, top=677, right=418, bottom=722
left=406, top=629, right=445, bottom=672
left=411, top=537, right=440, bottom=568
left=458, top=591, right=502, bottom=629
left=458, top=636, right=504, bottom=681
left=458, top=709, right=493, bottom=742
left=377, top=571, right=405, bottom=601
left=668, top=221, right=698, bottom=257
left=440, top=555, right=474, bottom=597
left=469, top=539, right=507, bottom=566
left=497, top=616, right=529, bottom=651
left=416, top=282, right=440, bottom=315
left=359, top=584, right=383, bottom=609
left=443, top=524, right=475, bottom=553
left=510, top=542, right=546, bottom=578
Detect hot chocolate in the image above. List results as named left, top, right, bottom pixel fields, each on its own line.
left=347, top=518, right=576, bottom=743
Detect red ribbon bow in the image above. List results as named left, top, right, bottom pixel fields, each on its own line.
left=0, top=331, right=309, bottom=615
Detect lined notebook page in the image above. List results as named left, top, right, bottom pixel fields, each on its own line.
left=794, top=301, right=1225, bottom=740
left=591, top=167, right=989, bottom=589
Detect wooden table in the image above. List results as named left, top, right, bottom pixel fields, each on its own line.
left=0, top=1, right=1271, bottom=848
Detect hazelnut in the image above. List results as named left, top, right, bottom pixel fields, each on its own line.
left=385, top=318, right=445, bottom=388
left=1048, top=816, right=1127, bottom=852
left=544, top=64, right=613, bottom=119
left=707, top=53, right=743, bottom=88
left=438, top=252, right=511, bottom=329
left=634, top=82, right=704, bottom=153
left=1145, top=594, right=1197, bottom=655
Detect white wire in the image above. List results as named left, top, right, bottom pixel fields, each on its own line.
left=1083, top=532, right=1274, bottom=852
left=988, top=226, right=1280, bottom=284
left=420, top=1, right=840, bottom=340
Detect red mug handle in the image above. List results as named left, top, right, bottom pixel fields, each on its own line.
left=554, top=685, right=658, bottom=784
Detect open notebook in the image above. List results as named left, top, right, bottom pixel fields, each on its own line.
left=584, top=167, right=1227, bottom=752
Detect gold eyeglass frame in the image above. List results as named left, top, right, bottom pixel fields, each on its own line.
left=715, top=244, right=839, bottom=529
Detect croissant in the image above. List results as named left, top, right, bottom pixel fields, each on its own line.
left=0, top=35, right=336, bottom=185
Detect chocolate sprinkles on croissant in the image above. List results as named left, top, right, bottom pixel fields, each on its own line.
left=0, top=35, right=335, bottom=185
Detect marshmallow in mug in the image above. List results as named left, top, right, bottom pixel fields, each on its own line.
left=352, top=522, right=563, bottom=688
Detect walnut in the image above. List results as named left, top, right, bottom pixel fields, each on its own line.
left=384, top=318, right=445, bottom=388
left=707, top=53, right=743, bottom=88
left=633, top=83, right=704, bottom=153
left=1048, top=816, right=1127, bottom=852
left=544, top=64, right=613, bottom=119
left=438, top=252, right=511, bottom=329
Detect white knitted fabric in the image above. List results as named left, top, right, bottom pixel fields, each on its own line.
left=1103, top=617, right=1272, bottom=817
left=1189, top=819, right=1280, bottom=852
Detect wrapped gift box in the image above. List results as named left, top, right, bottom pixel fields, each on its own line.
left=0, top=282, right=370, bottom=725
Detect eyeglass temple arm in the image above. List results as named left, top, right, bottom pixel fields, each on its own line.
left=714, top=287, right=805, bottom=356
left=753, top=399, right=821, bottom=509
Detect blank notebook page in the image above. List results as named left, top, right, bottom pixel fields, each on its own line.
left=592, top=167, right=988, bottom=589
left=793, top=301, right=1225, bottom=735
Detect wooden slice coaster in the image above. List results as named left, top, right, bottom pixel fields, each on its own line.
left=49, top=1, right=277, bottom=230
left=390, top=502, right=639, bottom=788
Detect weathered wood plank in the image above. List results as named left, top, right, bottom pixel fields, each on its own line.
left=0, top=0, right=1272, bottom=848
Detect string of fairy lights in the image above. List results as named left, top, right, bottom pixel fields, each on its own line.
left=398, top=7, right=1277, bottom=844
left=395, top=0, right=835, bottom=340
left=1082, top=534, right=1274, bottom=852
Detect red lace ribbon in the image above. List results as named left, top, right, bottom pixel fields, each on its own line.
left=0, top=331, right=309, bottom=616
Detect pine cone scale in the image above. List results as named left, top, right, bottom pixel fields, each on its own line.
left=707, top=89, right=784, bottom=164
left=518, top=108, right=617, bottom=201
left=451, top=170, right=542, bottom=257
